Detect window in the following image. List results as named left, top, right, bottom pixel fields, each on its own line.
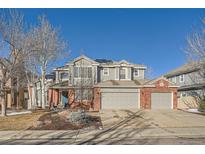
left=60, top=72, right=69, bottom=79
left=173, top=77, right=176, bottom=83
left=169, top=77, right=176, bottom=83
left=74, top=67, right=92, bottom=78
left=120, top=68, right=126, bottom=79
left=134, top=68, right=139, bottom=77
left=179, top=74, right=184, bottom=83
left=24, top=91, right=29, bottom=99
left=103, top=68, right=109, bottom=76
left=74, top=67, right=80, bottom=78
left=75, top=89, right=93, bottom=101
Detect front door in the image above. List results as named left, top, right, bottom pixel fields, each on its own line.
left=61, top=91, right=68, bottom=108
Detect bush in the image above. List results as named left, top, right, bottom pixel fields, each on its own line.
left=199, top=100, right=205, bottom=110
left=69, top=109, right=91, bottom=125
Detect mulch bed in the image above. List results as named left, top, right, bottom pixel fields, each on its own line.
left=29, top=111, right=102, bottom=130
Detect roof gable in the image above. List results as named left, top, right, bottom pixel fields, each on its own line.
left=67, top=55, right=99, bottom=66
left=144, top=76, right=177, bottom=87
left=119, top=60, right=130, bottom=65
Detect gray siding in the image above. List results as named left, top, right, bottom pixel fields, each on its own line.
left=127, top=67, right=131, bottom=80
left=100, top=67, right=116, bottom=81
left=75, top=59, right=92, bottom=66
left=54, top=57, right=146, bottom=84
left=168, top=71, right=203, bottom=87
left=133, top=69, right=145, bottom=80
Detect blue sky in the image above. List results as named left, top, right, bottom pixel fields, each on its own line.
left=18, top=8, right=205, bottom=78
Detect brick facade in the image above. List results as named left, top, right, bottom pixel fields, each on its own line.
left=48, top=88, right=59, bottom=107
left=48, top=79, right=178, bottom=111
left=140, top=79, right=177, bottom=109
left=66, top=87, right=100, bottom=111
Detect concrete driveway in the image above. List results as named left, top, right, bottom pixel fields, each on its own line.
left=1, top=109, right=205, bottom=144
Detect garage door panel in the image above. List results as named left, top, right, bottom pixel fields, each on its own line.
left=101, top=92, right=139, bottom=109
left=151, top=93, right=172, bottom=109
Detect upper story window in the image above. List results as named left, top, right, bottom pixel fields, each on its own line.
left=74, top=67, right=92, bottom=78
left=60, top=72, right=69, bottom=80
left=173, top=76, right=176, bottom=83
left=120, top=68, right=126, bottom=79
left=179, top=74, right=185, bottom=83
left=134, top=68, right=139, bottom=77
left=103, top=68, right=109, bottom=76
left=169, top=76, right=176, bottom=83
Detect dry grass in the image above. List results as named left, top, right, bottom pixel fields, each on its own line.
left=0, top=110, right=48, bottom=130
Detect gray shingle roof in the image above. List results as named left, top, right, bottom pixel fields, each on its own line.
left=164, top=61, right=204, bottom=77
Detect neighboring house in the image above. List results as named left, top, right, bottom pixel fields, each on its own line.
left=48, top=55, right=178, bottom=111
left=164, top=61, right=205, bottom=98
left=29, top=72, right=55, bottom=109
left=0, top=60, right=29, bottom=110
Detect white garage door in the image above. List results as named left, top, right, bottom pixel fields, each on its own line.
left=101, top=92, right=139, bottom=109
left=151, top=93, right=172, bottom=109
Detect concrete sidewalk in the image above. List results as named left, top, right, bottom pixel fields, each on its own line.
left=1, top=126, right=205, bottom=144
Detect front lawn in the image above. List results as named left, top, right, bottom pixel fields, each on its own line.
left=0, top=110, right=48, bottom=130
left=0, top=110, right=102, bottom=130
left=30, top=110, right=102, bottom=130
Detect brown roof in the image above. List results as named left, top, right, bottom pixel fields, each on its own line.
left=96, top=80, right=148, bottom=87
left=144, top=76, right=177, bottom=86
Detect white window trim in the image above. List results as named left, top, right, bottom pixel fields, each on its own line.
left=173, top=76, right=176, bottom=83
left=74, top=66, right=92, bottom=79
left=59, top=72, right=69, bottom=80
left=134, top=68, right=139, bottom=77
left=120, top=67, right=128, bottom=80
left=115, top=67, right=119, bottom=80
left=179, top=74, right=185, bottom=83
left=103, top=68, right=109, bottom=76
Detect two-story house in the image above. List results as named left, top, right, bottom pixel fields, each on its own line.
left=164, top=61, right=205, bottom=98
left=48, top=55, right=178, bottom=111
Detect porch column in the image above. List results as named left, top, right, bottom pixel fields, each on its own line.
left=53, top=89, right=59, bottom=106
left=68, top=88, right=75, bottom=107
left=48, top=88, right=53, bottom=108
left=7, top=92, right=12, bottom=108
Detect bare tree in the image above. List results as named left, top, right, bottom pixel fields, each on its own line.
left=0, top=9, right=28, bottom=116
left=28, top=15, right=67, bottom=109
left=145, top=66, right=154, bottom=79
left=185, top=17, right=205, bottom=100
left=73, top=59, right=94, bottom=110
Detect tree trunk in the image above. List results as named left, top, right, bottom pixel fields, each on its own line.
left=41, top=66, right=46, bottom=109
left=1, top=91, right=7, bottom=117
left=27, top=84, right=33, bottom=110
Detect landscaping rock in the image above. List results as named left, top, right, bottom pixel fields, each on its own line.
left=58, top=110, right=70, bottom=118
left=69, top=109, right=91, bottom=125
left=44, top=120, right=52, bottom=125
left=36, top=121, right=43, bottom=127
